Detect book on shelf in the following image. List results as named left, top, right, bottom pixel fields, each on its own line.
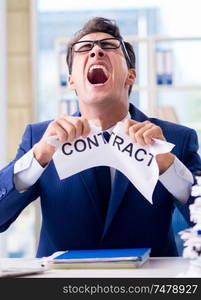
left=43, top=248, right=151, bottom=269
left=156, top=49, right=173, bottom=85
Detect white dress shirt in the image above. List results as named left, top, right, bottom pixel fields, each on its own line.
left=14, top=114, right=194, bottom=203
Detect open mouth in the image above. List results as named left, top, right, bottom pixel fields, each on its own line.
left=87, top=65, right=109, bottom=85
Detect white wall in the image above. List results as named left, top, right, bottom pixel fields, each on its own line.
left=0, top=0, right=7, bottom=169
left=0, top=0, right=7, bottom=257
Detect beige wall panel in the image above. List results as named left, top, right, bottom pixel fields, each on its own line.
left=8, top=55, right=32, bottom=106
left=7, top=10, right=30, bottom=54
left=7, top=0, right=29, bottom=11
left=7, top=107, right=32, bottom=160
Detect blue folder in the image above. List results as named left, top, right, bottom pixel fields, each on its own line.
left=48, top=248, right=151, bottom=269
left=54, top=248, right=151, bottom=261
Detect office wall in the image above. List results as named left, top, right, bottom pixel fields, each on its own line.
left=7, top=0, right=34, bottom=161
left=0, top=0, right=7, bottom=256
left=0, top=0, right=7, bottom=169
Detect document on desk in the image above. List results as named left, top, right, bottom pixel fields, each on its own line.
left=44, top=248, right=151, bottom=269
left=0, top=259, right=47, bottom=278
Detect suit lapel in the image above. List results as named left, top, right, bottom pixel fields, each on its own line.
left=101, top=170, right=130, bottom=240
left=79, top=168, right=103, bottom=226
left=74, top=110, right=104, bottom=223
left=76, top=103, right=150, bottom=239
left=101, top=103, right=150, bottom=240
left=129, top=102, right=148, bottom=122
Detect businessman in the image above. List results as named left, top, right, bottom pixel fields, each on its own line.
left=0, top=17, right=201, bottom=257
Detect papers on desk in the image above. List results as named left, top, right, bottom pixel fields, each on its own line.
left=0, top=260, right=46, bottom=278
left=44, top=248, right=151, bottom=269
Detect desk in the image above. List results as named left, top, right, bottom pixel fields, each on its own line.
left=1, top=257, right=201, bottom=278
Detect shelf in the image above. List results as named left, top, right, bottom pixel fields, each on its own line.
left=184, top=122, right=201, bottom=130
left=126, top=36, right=201, bottom=43
left=155, top=85, right=201, bottom=90
left=133, top=85, right=201, bottom=91
left=56, top=36, right=201, bottom=126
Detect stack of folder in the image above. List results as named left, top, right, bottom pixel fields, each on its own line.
left=45, top=248, right=151, bottom=269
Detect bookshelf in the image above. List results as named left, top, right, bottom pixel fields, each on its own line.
left=55, top=36, right=201, bottom=146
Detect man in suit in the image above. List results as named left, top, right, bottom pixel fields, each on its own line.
left=0, top=17, right=201, bottom=257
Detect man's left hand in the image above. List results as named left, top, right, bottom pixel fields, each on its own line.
left=124, top=119, right=175, bottom=174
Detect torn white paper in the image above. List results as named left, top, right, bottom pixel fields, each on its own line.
left=49, top=121, right=174, bottom=204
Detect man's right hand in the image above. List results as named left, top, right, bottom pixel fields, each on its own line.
left=33, top=115, right=90, bottom=167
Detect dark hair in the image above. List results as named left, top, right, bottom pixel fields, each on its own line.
left=66, top=17, right=136, bottom=95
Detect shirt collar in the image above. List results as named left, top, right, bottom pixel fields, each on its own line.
left=106, top=111, right=131, bottom=134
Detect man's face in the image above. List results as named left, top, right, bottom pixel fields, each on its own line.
left=68, top=32, right=135, bottom=107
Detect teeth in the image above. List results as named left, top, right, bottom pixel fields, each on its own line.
left=89, top=65, right=108, bottom=76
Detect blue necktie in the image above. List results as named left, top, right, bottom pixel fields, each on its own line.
left=95, top=131, right=111, bottom=221
left=103, top=131, right=111, bottom=143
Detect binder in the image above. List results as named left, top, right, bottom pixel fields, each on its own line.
left=45, top=248, right=151, bottom=269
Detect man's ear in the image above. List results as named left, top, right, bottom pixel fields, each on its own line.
left=67, top=75, right=76, bottom=90
left=125, top=68, right=136, bottom=86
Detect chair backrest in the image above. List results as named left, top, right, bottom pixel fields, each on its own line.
left=171, top=207, right=189, bottom=256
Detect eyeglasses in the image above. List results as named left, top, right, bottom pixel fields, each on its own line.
left=72, top=38, right=121, bottom=52
left=71, top=38, right=132, bottom=67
